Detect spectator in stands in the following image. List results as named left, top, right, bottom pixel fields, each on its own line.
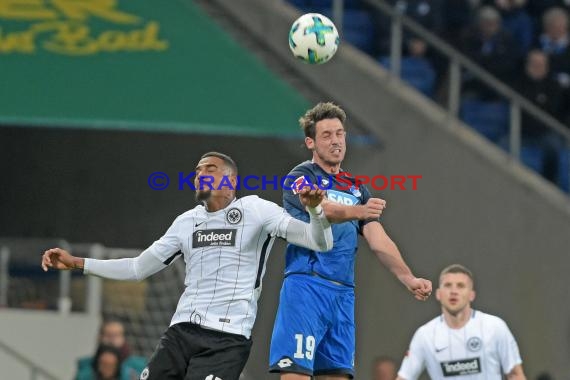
left=76, top=318, right=146, bottom=380
left=515, top=49, right=566, bottom=184
left=483, top=0, right=534, bottom=54
left=535, top=7, right=570, bottom=89
left=526, top=0, right=570, bottom=30
left=77, top=345, right=123, bottom=380
left=460, top=6, right=520, bottom=99
left=372, top=356, right=398, bottom=380
left=374, top=0, right=444, bottom=57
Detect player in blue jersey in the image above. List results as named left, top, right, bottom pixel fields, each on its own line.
left=269, top=102, right=433, bottom=379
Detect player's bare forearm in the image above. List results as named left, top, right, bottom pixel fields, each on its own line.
left=366, top=227, right=413, bottom=282
left=506, top=365, right=526, bottom=380
left=321, top=197, right=385, bottom=223
left=363, top=222, right=432, bottom=300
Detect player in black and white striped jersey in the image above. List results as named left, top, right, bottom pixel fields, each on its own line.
left=397, top=264, right=526, bottom=380
left=41, top=152, right=333, bottom=380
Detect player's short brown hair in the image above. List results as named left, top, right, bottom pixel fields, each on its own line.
left=439, top=264, right=474, bottom=285
left=300, top=102, right=346, bottom=139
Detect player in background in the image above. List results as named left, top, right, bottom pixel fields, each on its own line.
left=269, top=102, right=432, bottom=379
left=41, top=152, right=333, bottom=380
left=397, top=264, right=526, bottom=380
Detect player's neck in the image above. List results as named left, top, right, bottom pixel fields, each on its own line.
left=443, top=306, right=473, bottom=329
left=204, top=194, right=235, bottom=212
left=312, top=157, right=341, bottom=174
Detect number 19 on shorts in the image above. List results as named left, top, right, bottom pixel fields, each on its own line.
left=294, top=334, right=315, bottom=360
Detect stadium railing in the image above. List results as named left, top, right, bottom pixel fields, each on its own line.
left=0, top=339, right=59, bottom=380
left=328, top=0, right=570, bottom=195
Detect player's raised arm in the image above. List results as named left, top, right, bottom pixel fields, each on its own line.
left=363, top=222, right=432, bottom=301
left=283, top=186, right=333, bottom=252
left=41, top=247, right=166, bottom=281
left=321, top=197, right=386, bottom=223
left=507, top=364, right=527, bottom=380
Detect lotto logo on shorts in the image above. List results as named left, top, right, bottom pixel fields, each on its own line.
left=193, top=229, right=237, bottom=247
left=277, top=358, right=293, bottom=368
left=440, top=358, right=481, bottom=376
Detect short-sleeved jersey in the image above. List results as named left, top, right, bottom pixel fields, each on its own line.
left=282, top=161, right=376, bottom=286
left=398, top=310, right=523, bottom=380
left=143, top=195, right=292, bottom=339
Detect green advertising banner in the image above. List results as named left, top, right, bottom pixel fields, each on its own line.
left=0, top=0, right=309, bottom=136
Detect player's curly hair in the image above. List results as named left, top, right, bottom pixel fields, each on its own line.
left=300, top=102, right=346, bottom=139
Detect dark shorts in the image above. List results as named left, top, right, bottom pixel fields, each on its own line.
left=143, top=322, right=252, bottom=380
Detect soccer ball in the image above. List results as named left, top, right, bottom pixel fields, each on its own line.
left=288, top=13, right=339, bottom=64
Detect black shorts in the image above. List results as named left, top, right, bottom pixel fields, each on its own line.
left=142, top=322, right=252, bottom=380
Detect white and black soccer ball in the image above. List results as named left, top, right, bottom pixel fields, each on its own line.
left=289, top=13, right=340, bottom=64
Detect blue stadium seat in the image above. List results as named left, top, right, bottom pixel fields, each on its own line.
left=341, top=9, right=375, bottom=54
left=460, top=99, right=509, bottom=143
left=379, top=56, right=436, bottom=97
left=287, top=0, right=310, bottom=8
left=559, top=148, right=570, bottom=192
left=520, top=145, right=544, bottom=173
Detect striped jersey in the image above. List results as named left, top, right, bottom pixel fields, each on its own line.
left=144, top=195, right=291, bottom=338
left=398, top=310, right=523, bottom=380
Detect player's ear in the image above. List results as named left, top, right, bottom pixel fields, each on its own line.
left=435, top=288, right=442, bottom=301
left=469, top=290, right=476, bottom=302
left=305, top=136, right=315, bottom=150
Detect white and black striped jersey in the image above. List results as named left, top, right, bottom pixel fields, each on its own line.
left=143, top=195, right=291, bottom=338
left=398, top=310, right=522, bottom=380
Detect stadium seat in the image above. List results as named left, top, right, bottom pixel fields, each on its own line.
left=287, top=0, right=310, bottom=8
left=460, top=99, right=509, bottom=143
left=379, top=56, right=436, bottom=97
left=520, top=145, right=544, bottom=174
left=559, top=148, right=570, bottom=192
left=341, top=9, right=376, bottom=55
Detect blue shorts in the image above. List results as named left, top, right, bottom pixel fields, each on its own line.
left=269, top=273, right=355, bottom=378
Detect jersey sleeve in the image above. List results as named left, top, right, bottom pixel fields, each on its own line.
left=254, top=197, right=292, bottom=238
left=144, top=216, right=183, bottom=265
left=496, top=319, right=523, bottom=374
left=358, top=184, right=380, bottom=233
left=398, top=329, right=427, bottom=380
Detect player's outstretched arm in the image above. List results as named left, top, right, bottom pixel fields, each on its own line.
left=507, top=365, right=526, bottom=380
left=362, top=222, right=432, bottom=301
left=321, top=197, right=386, bottom=223
left=41, top=247, right=166, bottom=281
left=285, top=187, right=333, bottom=252
left=41, top=248, right=83, bottom=271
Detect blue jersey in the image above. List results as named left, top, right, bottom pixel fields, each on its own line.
left=282, top=161, right=378, bottom=286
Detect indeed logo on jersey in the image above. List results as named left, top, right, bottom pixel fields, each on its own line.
left=326, top=190, right=360, bottom=206
left=193, top=229, right=237, bottom=248
left=440, top=358, right=481, bottom=377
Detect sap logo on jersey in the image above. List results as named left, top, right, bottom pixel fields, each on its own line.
left=440, top=358, right=481, bottom=376
left=193, top=229, right=237, bottom=248
left=326, top=190, right=359, bottom=205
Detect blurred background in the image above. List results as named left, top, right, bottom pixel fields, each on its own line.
left=1, top=0, right=569, bottom=379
